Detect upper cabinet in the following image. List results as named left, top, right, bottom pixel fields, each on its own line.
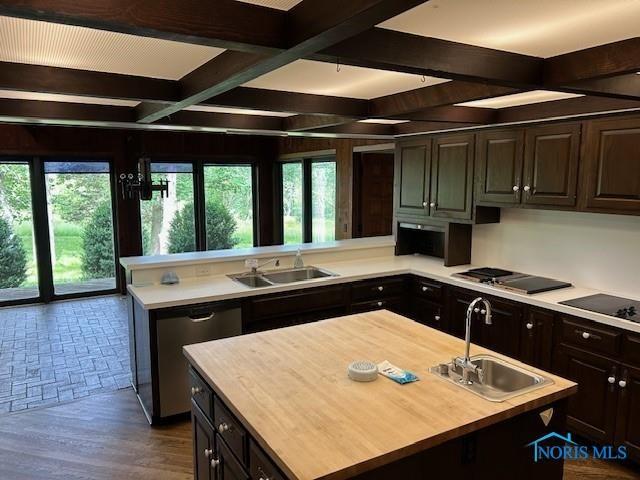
left=580, top=117, right=640, bottom=214
left=476, top=129, right=524, bottom=205
left=394, top=139, right=432, bottom=219
left=431, top=133, right=474, bottom=220
left=522, top=123, right=581, bottom=207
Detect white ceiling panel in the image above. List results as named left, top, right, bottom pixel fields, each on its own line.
left=379, top=0, right=640, bottom=57
left=0, top=89, right=139, bottom=106
left=244, top=59, right=449, bottom=99
left=0, top=16, right=224, bottom=79
left=235, top=0, right=303, bottom=10
left=184, top=105, right=295, bottom=117
left=457, top=90, right=584, bottom=109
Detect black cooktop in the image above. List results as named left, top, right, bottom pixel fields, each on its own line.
left=560, top=294, right=640, bottom=322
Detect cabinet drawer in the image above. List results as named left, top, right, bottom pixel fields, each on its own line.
left=249, top=439, right=286, bottom=480
left=351, top=296, right=404, bottom=314
left=411, top=297, right=444, bottom=330
left=190, top=368, right=214, bottom=421
left=351, top=277, right=406, bottom=302
left=245, top=285, right=348, bottom=322
left=560, top=316, right=621, bottom=357
left=622, top=333, right=640, bottom=367
left=214, top=396, right=248, bottom=466
left=412, top=277, right=444, bottom=303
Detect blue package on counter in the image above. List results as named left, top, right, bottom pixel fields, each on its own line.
left=377, top=360, right=419, bottom=384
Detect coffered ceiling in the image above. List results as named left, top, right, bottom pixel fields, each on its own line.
left=457, top=91, right=583, bottom=109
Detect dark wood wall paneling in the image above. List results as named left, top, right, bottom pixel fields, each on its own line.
left=0, top=125, right=279, bottom=291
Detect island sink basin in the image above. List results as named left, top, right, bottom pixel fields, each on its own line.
left=228, top=266, right=337, bottom=288
left=430, top=354, right=553, bottom=402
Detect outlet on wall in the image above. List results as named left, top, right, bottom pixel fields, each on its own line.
left=195, top=265, right=212, bottom=277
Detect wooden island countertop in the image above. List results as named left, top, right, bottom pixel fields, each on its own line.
left=184, top=310, right=577, bottom=480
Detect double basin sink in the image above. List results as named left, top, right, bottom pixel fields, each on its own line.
left=228, top=266, right=337, bottom=288
left=430, top=354, right=553, bottom=402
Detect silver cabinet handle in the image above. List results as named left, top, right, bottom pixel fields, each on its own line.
left=512, top=185, right=519, bottom=192
left=523, top=185, right=531, bottom=192
left=582, top=331, right=591, bottom=339
left=619, top=380, right=627, bottom=388
left=526, top=322, right=534, bottom=330
left=377, top=301, right=383, bottom=307
left=416, top=224, right=423, bottom=230
left=204, top=448, right=213, bottom=458
left=434, top=315, right=441, bottom=321
left=191, top=386, right=201, bottom=396
left=422, top=201, right=428, bottom=207
left=218, top=422, right=229, bottom=433
left=210, top=457, right=220, bottom=468
left=429, top=202, right=436, bottom=208
left=377, top=286, right=384, bottom=291
left=189, top=312, right=216, bottom=323
left=608, top=376, right=616, bottom=384
left=422, top=286, right=430, bottom=292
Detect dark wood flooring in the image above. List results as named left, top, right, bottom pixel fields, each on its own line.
left=0, top=388, right=637, bottom=480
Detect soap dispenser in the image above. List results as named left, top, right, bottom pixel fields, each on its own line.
left=293, top=248, right=304, bottom=269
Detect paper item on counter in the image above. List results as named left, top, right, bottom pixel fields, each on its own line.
left=377, top=360, right=419, bottom=384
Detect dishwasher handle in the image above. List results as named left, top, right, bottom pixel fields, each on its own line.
left=188, top=312, right=216, bottom=323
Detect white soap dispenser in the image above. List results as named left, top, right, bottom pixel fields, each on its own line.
left=293, top=248, right=304, bottom=269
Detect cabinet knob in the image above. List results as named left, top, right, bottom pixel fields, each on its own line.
left=377, top=301, right=383, bottom=307
left=429, top=202, right=436, bottom=208
left=204, top=448, right=213, bottom=458
left=526, top=322, right=534, bottom=330
left=582, top=331, right=591, bottom=339
left=608, top=376, right=616, bottom=384
left=523, top=185, right=531, bottom=192
left=422, top=286, right=430, bottom=292
left=473, top=307, right=480, bottom=313
left=480, top=309, right=487, bottom=315
left=512, top=185, right=519, bottom=192
left=210, top=457, right=220, bottom=468
left=422, top=201, right=428, bottom=207
left=416, top=224, right=422, bottom=230
left=191, top=386, right=201, bottom=396
left=377, top=286, right=384, bottom=291
left=218, top=422, right=229, bottom=433
left=434, top=315, right=441, bottom=321
left=619, top=380, right=627, bottom=388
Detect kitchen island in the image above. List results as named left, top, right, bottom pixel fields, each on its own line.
left=184, top=310, right=577, bottom=480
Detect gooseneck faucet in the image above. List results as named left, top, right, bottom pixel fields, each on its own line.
left=246, top=257, right=280, bottom=274
left=455, top=297, right=492, bottom=384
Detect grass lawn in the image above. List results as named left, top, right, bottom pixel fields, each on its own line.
left=283, top=217, right=335, bottom=245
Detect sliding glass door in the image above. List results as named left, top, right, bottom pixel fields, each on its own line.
left=0, top=160, right=39, bottom=302
left=44, top=161, right=116, bottom=296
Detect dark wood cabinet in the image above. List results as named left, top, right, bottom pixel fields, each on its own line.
left=554, top=345, right=618, bottom=443
left=430, top=133, right=475, bottom=220
left=192, top=401, right=217, bottom=480
left=217, top=434, right=249, bottom=480
left=410, top=297, right=444, bottom=330
left=395, top=140, right=431, bottom=219
left=519, top=308, right=554, bottom=371
left=522, top=123, right=581, bottom=207
left=581, top=117, right=640, bottom=214
left=615, top=366, right=640, bottom=461
left=476, top=129, right=524, bottom=205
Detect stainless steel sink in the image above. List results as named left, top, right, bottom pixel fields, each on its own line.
left=429, top=354, right=553, bottom=402
left=228, top=266, right=337, bottom=288
left=262, top=266, right=335, bottom=284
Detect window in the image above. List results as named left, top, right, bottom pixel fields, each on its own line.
left=280, top=157, right=336, bottom=244
left=140, top=163, right=195, bottom=255
left=203, top=165, right=255, bottom=250
left=44, top=161, right=116, bottom=295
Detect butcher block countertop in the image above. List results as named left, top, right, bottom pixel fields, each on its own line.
left=183, top=311, right=577, bottom=480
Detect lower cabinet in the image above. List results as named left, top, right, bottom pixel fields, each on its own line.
left=519, top=307, right=554, bottom=370
left=218, top=436, right=249, bottom=480
left=615, top=366, right=640, bottom=461
left=192, top=401, right=217, bottom=480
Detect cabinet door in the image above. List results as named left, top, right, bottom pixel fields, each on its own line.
left=615, top=366, right=640, bottom=461
left=447, top=289, right=478, bottom=339
left=395, top=141, right=431, bottom=218
left=217, top=434, right=249, bottom=480
left=522, top=123, right=580, bottom=206
left=555, top=345, right=618, bottom=443
left=581, top=117, right=640, bottom=213
left=410, top=297, right=444, bottom=331
left=192, top=402, right=216, bottom=480
left=519, top=308, right=554, bottom=370
left=481, top=295, right=523, bottom=359
left=430, top=133, right=474, bottom=220
left=476, top=129, right=524, bottom=205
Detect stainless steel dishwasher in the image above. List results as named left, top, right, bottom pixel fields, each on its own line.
left=155, top=301, right=242, bottom=418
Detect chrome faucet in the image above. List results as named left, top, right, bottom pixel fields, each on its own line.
left=245, top=257, right=280, bottom=274
left=454, top=297, right=492, bottom=384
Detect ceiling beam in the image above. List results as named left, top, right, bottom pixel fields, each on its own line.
left=0, top=0, right=286, bottom=52
left=136, top=0, right=429, bottom=123
left=544, top=37, right=640, bottom=85
left=392, top=120, right=477, bottom=135
left=308, top=121, right=395, bottom=136
left=558, top=74, right=640, bottom=101
left=167, top=111, right=283, bottom=131
left=283, top=114, right=358, bottom=131
left=391, top=105, right=497, bottom=124
left=316, top=28, right=543, bottom=87
left=0, top=97, right=134, bottom=122
left=370, top=81, right=520, bottom=117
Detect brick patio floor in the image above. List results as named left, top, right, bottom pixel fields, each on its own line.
left=0, top=295, right=130, bottom=413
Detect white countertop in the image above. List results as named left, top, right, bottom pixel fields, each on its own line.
left=119, top=236, right=395, bottom=271
left=128, top=254, right=640, bottom=334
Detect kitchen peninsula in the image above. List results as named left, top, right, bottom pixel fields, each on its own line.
left=184, top=310, right=577, bottom=480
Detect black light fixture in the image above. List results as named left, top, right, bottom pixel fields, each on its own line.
left=119, top=157, right=170, bottom=200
